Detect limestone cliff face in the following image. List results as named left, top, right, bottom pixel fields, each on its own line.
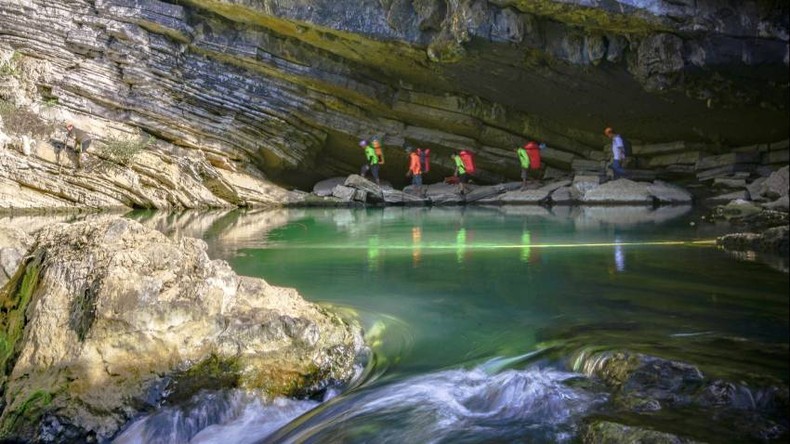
left=0, top=0, right=787, bottom=191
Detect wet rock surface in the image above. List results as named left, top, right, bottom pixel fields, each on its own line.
left=575, top=351, right=790, bottom=443
left=0, top=218, right=366, bottom=442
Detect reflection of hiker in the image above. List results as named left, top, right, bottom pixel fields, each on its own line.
left=61, top=122, right=91, bottom=169
left=359, top=139, right=380, bottom=185
left=517, top=141, right=543, bottom=189
left=604, top=127, right=626, bottom=179
left=450, top=152, right=470, bottom=194
left=405, top=145, right=424, bottom=195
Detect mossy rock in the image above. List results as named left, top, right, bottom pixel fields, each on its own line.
left=582, top=420, right=701, bottom=444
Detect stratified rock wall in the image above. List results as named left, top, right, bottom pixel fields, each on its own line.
left=0, top=0, right=787, bottom=190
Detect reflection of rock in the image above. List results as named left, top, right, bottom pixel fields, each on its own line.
left=575, top=205, right=692, bottom=227
left=129, top=209, right=297, bottom=258
left=0, top=226, right=32, bottom=288
left=581, top=179, right=653, bottom=204
left=0, top=218, right=364, bottom=442
left=488, top=205, right=554, bottom=217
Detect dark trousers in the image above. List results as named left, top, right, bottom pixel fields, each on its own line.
left=611, top=159, right=625, bottom=179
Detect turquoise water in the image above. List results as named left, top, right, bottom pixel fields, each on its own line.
left=219, top=207, right=787, bottom=382
left=115, top=206, right=788, bottom=443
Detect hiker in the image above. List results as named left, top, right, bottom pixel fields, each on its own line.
left=450, top=152, right=470, bottom=194
left=359, top=139, right=380, bottom=185
left=405, top=145, right=424, bottom=196
left=61, top=121, right=92, bottom=169
left=517, top=141, right=543, bottom=189
left=604, top=127, right=626, bottom=179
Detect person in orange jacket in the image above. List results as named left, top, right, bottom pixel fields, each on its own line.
left=405, top=145, right=425, bottom=196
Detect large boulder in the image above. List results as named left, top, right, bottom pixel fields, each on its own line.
left=581, top=179, right=654, bottom=204
left=0, top=218, right=365, bottom=442
left=759, top=166, right=789, bottom=200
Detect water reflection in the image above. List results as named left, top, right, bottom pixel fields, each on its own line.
left=456, top=227, right=467, bottom=264
left=367, top=235, right=380, bottom=271
left=614, top=236, right=626, bottom=273
left=411, top=226, right=422, bottom=267
left=521, top=229, right=531, bottom=263
left=0, top=205, right=718, bottom=269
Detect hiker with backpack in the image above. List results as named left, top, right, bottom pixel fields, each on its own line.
left=359, top=139, right=380, bottom=185
left=61, top=121, right=92, bottom=170
left=517, top=141, right=543, bottom=190
left=404, top=145, right=425, bottom=196
left=604, top=127, right=628, bottom=179
left=450, top=151, right=471, bottom=195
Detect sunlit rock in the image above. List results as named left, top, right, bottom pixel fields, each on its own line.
left=0, top=218, right=365, bottom=442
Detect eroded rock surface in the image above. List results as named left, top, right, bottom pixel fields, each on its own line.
left=0, top=218, right=365, bottom=442
left=0, top=0, right=787, bottom=195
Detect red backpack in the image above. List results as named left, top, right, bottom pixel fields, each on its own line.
left=417, top=148, right=431, bottom=172
left=459, top=150, right=476, bottom=174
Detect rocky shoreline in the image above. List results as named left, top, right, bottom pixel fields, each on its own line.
left=0, top=218, right=367, bottom=442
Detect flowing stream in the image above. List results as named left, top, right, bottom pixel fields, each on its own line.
left=93, top=205, right=788, bottom=443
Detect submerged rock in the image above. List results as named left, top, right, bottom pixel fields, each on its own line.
left=0, top=218, right=366, bottom=442
left=718, top=225, right=789, bottom=256
left=573, top=350, right=790, bottom=442
left=582, top=420, right=701, bottom=444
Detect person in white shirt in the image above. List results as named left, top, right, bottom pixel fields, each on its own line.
left=604, top=127, right=626, bottom=179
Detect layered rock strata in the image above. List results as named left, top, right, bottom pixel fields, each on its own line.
left=0, top=0, right=787, bottom=195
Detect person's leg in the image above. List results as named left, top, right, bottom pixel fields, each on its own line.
left=372, top=164, right=380, bottom=184
left=520, top=168, right=527, bottom=190
left=612, top=159, right=624, bottom=179
left=75, top=144, right=83, bottom=170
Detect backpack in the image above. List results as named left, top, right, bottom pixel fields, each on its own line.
left=459, top=150, right=476, bottom=174
left=621, top=136, right=632, bottom=157
left=373, top=138, right=385, bottom=164
left=417, top=148, right=431, bottom=172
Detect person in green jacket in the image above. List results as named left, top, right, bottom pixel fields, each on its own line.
left=359, top=139, right=380, bottom=185
left=450, top=152, right=469, bottom=195
left=516, top=144, right=530, bottom=190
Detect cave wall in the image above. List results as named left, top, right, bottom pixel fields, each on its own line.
left=0, top=0, right=787, bottom=189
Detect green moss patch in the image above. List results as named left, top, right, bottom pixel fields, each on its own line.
left=0, top=251, right=44, bottom=387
